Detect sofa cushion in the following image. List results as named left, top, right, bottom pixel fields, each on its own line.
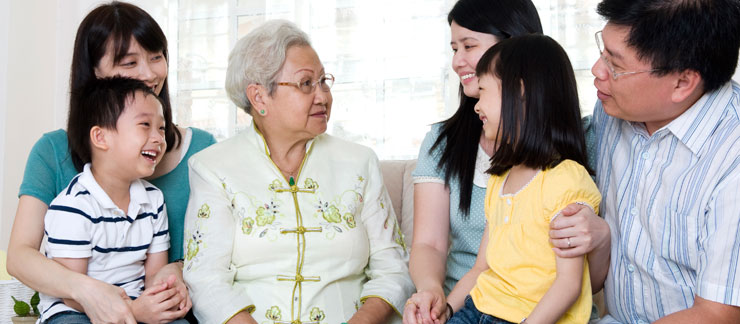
left=379, top=160, right=416, bottom=248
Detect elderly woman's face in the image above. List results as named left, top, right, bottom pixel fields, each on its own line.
left=268, top=45, right=332, bottom=139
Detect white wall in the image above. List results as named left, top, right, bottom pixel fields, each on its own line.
left=0, top=0, right=9, bottom=250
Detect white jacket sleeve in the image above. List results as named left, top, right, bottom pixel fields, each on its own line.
left=183, top=157, right=254, bottom=323
left=359, top=153, right=415, bottom=317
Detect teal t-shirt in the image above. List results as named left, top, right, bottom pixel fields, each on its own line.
left=19, top=128, right=217, bottom=262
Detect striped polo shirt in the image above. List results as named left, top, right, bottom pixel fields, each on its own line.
left=39, top=163, right=170, bottom=321
left=593, top=81, right=740, bottom=323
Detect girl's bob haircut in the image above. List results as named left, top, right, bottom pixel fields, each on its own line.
left=475, top=34, right=591, bottom=176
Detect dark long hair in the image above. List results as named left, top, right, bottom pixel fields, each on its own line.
left=68, top=1, right=179, bottom=171
left=433, top=0, right=542, bottom=216
left=476, top=34, right=591, bottom=176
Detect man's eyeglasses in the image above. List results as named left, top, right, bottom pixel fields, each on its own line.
left=595, top=31, right=660, bottom=80
left=277, top=73, right=335, bottom=94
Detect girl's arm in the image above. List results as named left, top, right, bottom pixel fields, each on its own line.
left=7, top=195, right=137, bottom=324
left=524, top=254, right=584, bottom=324
left=549, top=203, right=611, bottom=292
left=447, top=223, right=490, bottom=316
left=405, top=183, right=451, bottom=324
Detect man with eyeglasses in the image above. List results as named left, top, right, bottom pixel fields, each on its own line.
left=555, top=0, right=740, bottom=323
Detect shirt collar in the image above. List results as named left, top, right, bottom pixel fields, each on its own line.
left=665, top=81, right=737, bottom=156
left=78, top=163, right=151, bottom=214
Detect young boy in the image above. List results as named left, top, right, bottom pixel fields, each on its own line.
left=39, top=77, right=187, bottom=324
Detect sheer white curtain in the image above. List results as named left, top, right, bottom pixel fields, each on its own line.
left=170, top=0, right=603, bottom=159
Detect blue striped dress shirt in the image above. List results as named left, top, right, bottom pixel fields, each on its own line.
left=593, top=81, right=740, bottom=324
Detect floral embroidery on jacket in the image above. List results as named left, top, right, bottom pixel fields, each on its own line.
left=309, top=307, right=325, bottom=322
left=197, top=204, right=211, bottom=218
left=265, top=306, right=282, bottom=321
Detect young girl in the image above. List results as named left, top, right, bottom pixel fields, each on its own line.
left=449, top=34, right=602, bottom=324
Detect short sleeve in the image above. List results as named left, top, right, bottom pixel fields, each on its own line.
left=19, top=132, right=72, bottom=205
left=541, top=160, right=601, bottom=223
left=412, top=124, right=445, bottom=184
left=44, top=195, right=94, bottom=259
left=148, top=192, right=170, bottom=254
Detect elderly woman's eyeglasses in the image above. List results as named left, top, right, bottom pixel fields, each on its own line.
left=595, top=31, right=659, bottom=80
left=277, top=73, right=335, bottom=94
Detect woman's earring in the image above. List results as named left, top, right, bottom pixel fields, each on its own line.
left=259, top=109, right=266, bottom=115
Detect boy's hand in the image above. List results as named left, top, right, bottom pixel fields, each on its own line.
left=150, top=263, right=192, bottom=312
left=131, top=282, right=189, bottom=323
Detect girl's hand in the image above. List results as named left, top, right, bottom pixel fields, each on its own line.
left=74, top=278, right=137, bottom=324
left=131, top=282, right=187, bottom=323
left=549, top=203, right=609, bottom=258
left=403, top=288, right=447, bottom=324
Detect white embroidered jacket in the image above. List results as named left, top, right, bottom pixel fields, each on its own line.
left=183, top=124, right=413, bottom=324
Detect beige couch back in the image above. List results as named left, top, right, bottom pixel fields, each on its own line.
left=379, top=160, right=416, bottom=247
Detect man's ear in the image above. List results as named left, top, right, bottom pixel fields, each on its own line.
left=246, top=84, right=267, bottom=115
left=671, top=69, right=703, bottom=104
left=90, top=126, right=109, bottom=151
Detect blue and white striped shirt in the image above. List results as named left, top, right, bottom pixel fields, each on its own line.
left=39, top=163, right=169, bottom=321
left=593, top=81, right=740, bottom=323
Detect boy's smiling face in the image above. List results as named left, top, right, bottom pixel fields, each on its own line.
left=104, top=91, right=166, bottom=180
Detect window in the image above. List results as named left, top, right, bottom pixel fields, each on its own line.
left=172, top=0, right=603, bottom=159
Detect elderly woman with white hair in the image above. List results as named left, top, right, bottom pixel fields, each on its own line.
left=182, top=20, right=413, bottom=324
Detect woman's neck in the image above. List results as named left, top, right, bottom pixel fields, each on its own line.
left=257, top=124, right=309, bottom=181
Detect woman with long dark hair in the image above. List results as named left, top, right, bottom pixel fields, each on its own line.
left=7, top=2, right=215, bottom=323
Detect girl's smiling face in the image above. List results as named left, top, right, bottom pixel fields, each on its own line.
left=450, top=20, right=499, bottom=98
left=474, top=73, right=502, bottom=142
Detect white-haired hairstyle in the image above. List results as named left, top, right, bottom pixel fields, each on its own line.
left=225, top=19, right=311, bottom=114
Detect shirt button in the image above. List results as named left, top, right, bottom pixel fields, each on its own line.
left=628, top=264, right=635, bottom=272
left=641, top=152, right=650, bottom=160
left=506, top=198, right=511, bottom=205
left=504, top=216, right=509, bottom=223
left=630, top=208, right=638, bottom=215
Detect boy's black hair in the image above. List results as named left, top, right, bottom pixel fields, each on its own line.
left=68, top=76, right=164, bottom=170
left=434, top=0, right=542, bottom=217
left=597, top=0, right=740, bottom=92
left=475, top=34, right=591, bottom=176
left=69, top=1, right=180, bottom=166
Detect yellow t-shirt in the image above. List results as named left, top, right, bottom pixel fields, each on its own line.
left=470, top=160, right=601, bottom=324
